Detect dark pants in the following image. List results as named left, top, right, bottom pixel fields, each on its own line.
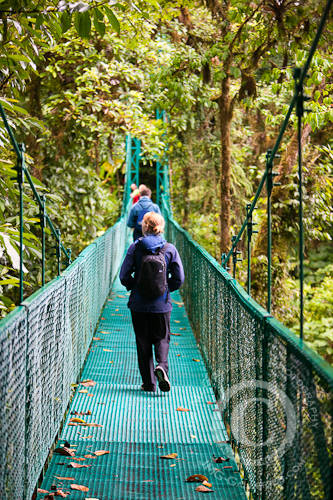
left=130, top=311, right=171, bottom=390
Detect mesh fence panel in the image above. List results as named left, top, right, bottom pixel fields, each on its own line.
left=163, top=203, right=333, bottom=500
left=0, top=212, right=129, bottom=499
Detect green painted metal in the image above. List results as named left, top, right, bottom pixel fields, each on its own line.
left=38, top=281, right=246, bottom=499
left=156, top=109, right=170, bottom=207
left=124, top=135, right=141, bottom=211
left=0, top=205, right=131, bottom=499
left=162, top=197, right=333, bottom=500
left=0, top=103, right=71, bottom=301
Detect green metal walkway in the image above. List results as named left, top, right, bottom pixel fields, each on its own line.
left=38, top=275, right=246, bottom=499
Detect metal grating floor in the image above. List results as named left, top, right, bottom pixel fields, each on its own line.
left=39, top=276, right=246, bottom=499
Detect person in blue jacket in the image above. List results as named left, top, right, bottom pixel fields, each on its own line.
left=120, top=212, right=185, bottom=392
left=127, top=185, right=161, bottom=241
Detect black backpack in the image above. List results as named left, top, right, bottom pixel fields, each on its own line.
left=136, top=242, right=170, bottom=299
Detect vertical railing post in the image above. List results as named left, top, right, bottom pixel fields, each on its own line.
left=266, top=149, right=273, bottom=313
left=246, top=204, right=252, bottom=295
left=67, top=248, right=72, bottom=267
left=18, top=143, right=25, bottom=304
left=56, top=229, right=61, bottom=277
left=294, top=67, right=305, bottom=342
left=246, top=203, right=258, bottom=296
left=40, top=195, right=46, bottom=286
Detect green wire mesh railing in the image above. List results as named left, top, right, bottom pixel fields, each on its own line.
left=0, top=208, right=130, bottom=500
left=162, top=199, right=333, bottom=500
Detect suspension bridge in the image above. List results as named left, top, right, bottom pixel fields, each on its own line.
left=1, top=2, right=333, bottom=499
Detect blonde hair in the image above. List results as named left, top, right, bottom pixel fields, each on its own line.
left=142, top=212, right=165, bottom=235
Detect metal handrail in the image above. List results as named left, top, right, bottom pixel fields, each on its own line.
left=221, top=0, right=332, bottom=339
left=0, top=102, right=71, bottom=303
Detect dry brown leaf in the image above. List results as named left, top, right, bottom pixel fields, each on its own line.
left=186, top=474, right=209, bottom=483
left=174, top=320, right=180, bottom=323
left=180, top=327, right=186, bottom=330
left=101, top=317, right=106, bottom=320
left=170, top=333, right=181, bottom=336
left=93, top=450, right=110, bottom=456
left=54, top=490, right=69, bottom=498
left=66, top=457, right=86, bottom=461
left=70, top=417, right=87, bottom=424
left=115, top=308, right=119, bottom=311
left=100, top=331, right=110, bottom=334
left=80, top=380, right=96, bottom=387
left=54, top=476, right=74, bottom=480
left=202, top=481, right=212, bottom=487
left=54, top=447, right=75, bottom=457
left=70, top=484, right=89, bottom=492
left=103, top=349, right=113, bottom=352
left=87, top=394, right=94, bottom=397
left=176, top=407, right=190, bottom=412
left=170, top=464, right=176, bottom=467
left=81, top=435, right=93, bottom=439
left=68, top=423, right=77, bottom=426
left=207, top=401, right=215, bottom=405
left=92, top=337, right=100, bottom=341
left=192, top=359, right=200, bottom=362
left=160, top=453, right=178, bottom=459
left=84, top=454, right=97, bottom=459
left=86, top=422, right=102, bottom=427
left=117, top=294, right=125, bottom=298
left=190, top=435, right=196, bottom=439
left=213, top=456, right=228, bottom=463
left=176, top=354, right=181, bottom=357
left=223, top=465, right=232, bottom=469
left=195, top=485, right=214, bottom=493
left=69, top=462, right=92, bottom=469
left=37, top=489, right=49, bottom=494
left=79, top=389, right=88, bottom=394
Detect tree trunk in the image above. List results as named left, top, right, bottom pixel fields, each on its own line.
left=219, top=74, right=233, bottom=254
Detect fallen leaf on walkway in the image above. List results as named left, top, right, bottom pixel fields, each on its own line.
left=81, top=435, right=93, bottom=439
left=174, top=342, right=179, bottom=346
left=54, top=490, right=69, bottom=497
left=176, top=354, right=181, bottom=357
left=93, top=450, right=110, bottom=456
left=180, top=327, right=186, bottom=330
left=186, top=474, right=208, bottom=483
left=213, top=456, right=229, bottom=463
left=69, top=462, right=92, bottom=469
left=66, top=457, right=86, bottom=461
left=117, top=294, right=125, bottom=298
left=101, top=317, right=106, bottom=320
left=161, top=453, right=178, bottom=459
left=81, top=380, right=96, bottom=387
left=37, top=489, right=49, bottom=494
left=86, top=422, right=102, bottom=427
left=71, top=484, right=89, bottom=492
left=202, top=481, right=212, bottom=487
left=103, top=348, right=113, bottom=352
left=84, top=454, right=97, bottom=458
left=70, top=417, right=87, bottom=424
left=207, top=401, right=215, bottom=405
left=115, top=308, right=119, bottom=311
left=171, top=333, right=181, bottom=336
left=223, top=466, right=232, bottom=469
left=92, top=337, right=100, bottom=341
left=87, top=394, right=94, bottom=397
left=100, top=331, right=110, bottom=334
left=54, top=476, right=74, bottom=480
left=192, top=359, right=200, bottom=362
left=195, top=485, right=214, bottom=493
left=79, top=389, right=88, bottom=393
left=109, top=361, right=113, bottom=364
left=174, top=320, right=180, bottom=323
left=176, top=407, right=190, bottom=412
left=54, top=447, right=75, bottom=457
left=170, top=464, right=176, bottom=467
left=172, top=299, right=183, bottom=306
left=190, top=435, right=196, bottom=439
left=68, top=423, right=77, bottom=426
